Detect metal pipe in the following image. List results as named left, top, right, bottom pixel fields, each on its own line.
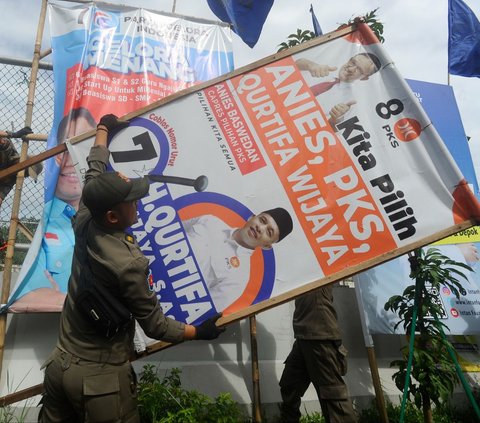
left=0, top=56, right=52, bottom=70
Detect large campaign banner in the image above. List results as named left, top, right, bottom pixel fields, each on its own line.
left=58, top=23, right=480, bottom=327
left=6, top=3, right=233, bottom=313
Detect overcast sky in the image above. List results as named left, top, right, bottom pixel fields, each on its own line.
left=1, top=0, right=479, bottom=179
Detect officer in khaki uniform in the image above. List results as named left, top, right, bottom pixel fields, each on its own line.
left=0, top=127, right=42, bottom=207
left=39, top=114, right=224, bottom=423
left=279, top=286, right=357, bottom=423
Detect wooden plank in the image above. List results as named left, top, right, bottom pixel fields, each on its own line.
left=141, top=219, right=478, bottom=354
left=1, top=215, right=474, bottom=404
left=0, top=137, right=62, bottom=181
left=69, top=24, right=356, bottom=143
left=0, top=384, right=43, bottom=407
left=217, top=220, right=478, bottom=326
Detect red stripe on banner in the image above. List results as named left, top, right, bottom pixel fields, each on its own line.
left=204, top=83, right=267, bottom=175
left=230, top=56, right=397, bottom=274
left=452, top=179, right=480, bottom=224
left=64, top=65, right=196, bottom=118
left=342, top=22, right=381, bottom=45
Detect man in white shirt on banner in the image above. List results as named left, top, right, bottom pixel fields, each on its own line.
left=296, top=52, right=381, bottom=126
left=182, top=207, right=293, bottom=311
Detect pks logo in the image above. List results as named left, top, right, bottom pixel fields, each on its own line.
left=376, top=98, right=423, bottom=147
left=94, top=11, right=118, bottom=29
left=393, top=118, right=422, bottom=142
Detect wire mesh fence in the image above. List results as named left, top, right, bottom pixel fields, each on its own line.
left=0, top=58, right=53, bottom=235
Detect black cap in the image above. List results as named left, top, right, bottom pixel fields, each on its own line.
left=262, top=207, right=293, bottom=242
left=83, top=171, right=149, bottom=213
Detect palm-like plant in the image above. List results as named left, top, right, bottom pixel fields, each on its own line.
left=277, top=29, right=316, bottom=52
left=384, top=247, right=472, bottom=423
left=277, top=8, right=384, bottom=54
left=344, top=8, right=385, bottom=43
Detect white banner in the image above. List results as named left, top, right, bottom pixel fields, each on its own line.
left=59, top=25, right=480, bottom=324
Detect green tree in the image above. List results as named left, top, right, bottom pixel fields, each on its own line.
left=277, top=8, right=384, bottom=53
left=339, top=8, right=385, bottom=43
left=384, top=247, right=471, bottom=423
left=277, top=29, right=316, bottom=52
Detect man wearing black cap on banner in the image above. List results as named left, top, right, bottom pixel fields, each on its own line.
left=182, top=207, right=293, bottom=311
left=39, top=114, right=225, bottom=423
left=279, top=285, right=357, bottom=423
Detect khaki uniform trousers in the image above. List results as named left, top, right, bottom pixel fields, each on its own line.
left=39, top=348, right=139, bottom=423
left=279, top=340, right=357, bottom=423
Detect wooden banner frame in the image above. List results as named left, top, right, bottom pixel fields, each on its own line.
left=61, top=22, right=477, bottom=331
left=3, top=22, right=479, bottom=330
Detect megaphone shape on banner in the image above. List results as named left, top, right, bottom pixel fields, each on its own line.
left=148, top=174, right=208, bottom=192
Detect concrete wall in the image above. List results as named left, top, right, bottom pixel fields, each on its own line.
left=1, top=278, right=415, bottom=420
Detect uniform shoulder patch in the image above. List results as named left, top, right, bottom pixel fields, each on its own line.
left=147, top=269, right=154, bottom=292
left=125, top=234, right=135, bottom=244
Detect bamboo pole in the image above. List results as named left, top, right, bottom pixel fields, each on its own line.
left=366, top=346, right=389, bottom=423
left=0, top=0, right=48, bottom=384
left=0, top=384, right=43, bottom=407
left=354, top=284, right=389, bottom=422
left=249, top=315, right=262, bottom=422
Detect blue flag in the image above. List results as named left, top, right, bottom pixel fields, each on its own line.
left=207, top=0, right=274, bottom=48
left=448, top=0, right=480, bottom=77
left=310, top=4, right=323, bottom=36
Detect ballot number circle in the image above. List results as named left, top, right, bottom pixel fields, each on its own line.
left=108, top=117, right=170, bottom=177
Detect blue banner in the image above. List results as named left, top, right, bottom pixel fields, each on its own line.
left=448, top=0, right=480, bottom=77
left=6, top=4, right=234, bottom=313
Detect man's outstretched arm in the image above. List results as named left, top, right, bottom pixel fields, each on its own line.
left=295, top=58, right=337, bottom=77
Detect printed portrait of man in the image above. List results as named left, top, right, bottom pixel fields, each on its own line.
left=182, top=207, right=293, bottom=311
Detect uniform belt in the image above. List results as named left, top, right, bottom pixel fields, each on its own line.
left=310, top=339, right=342, bottom=347
left=54, top=347, right=81, bottom=370
left=54, top=346, right=129, bottom=367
